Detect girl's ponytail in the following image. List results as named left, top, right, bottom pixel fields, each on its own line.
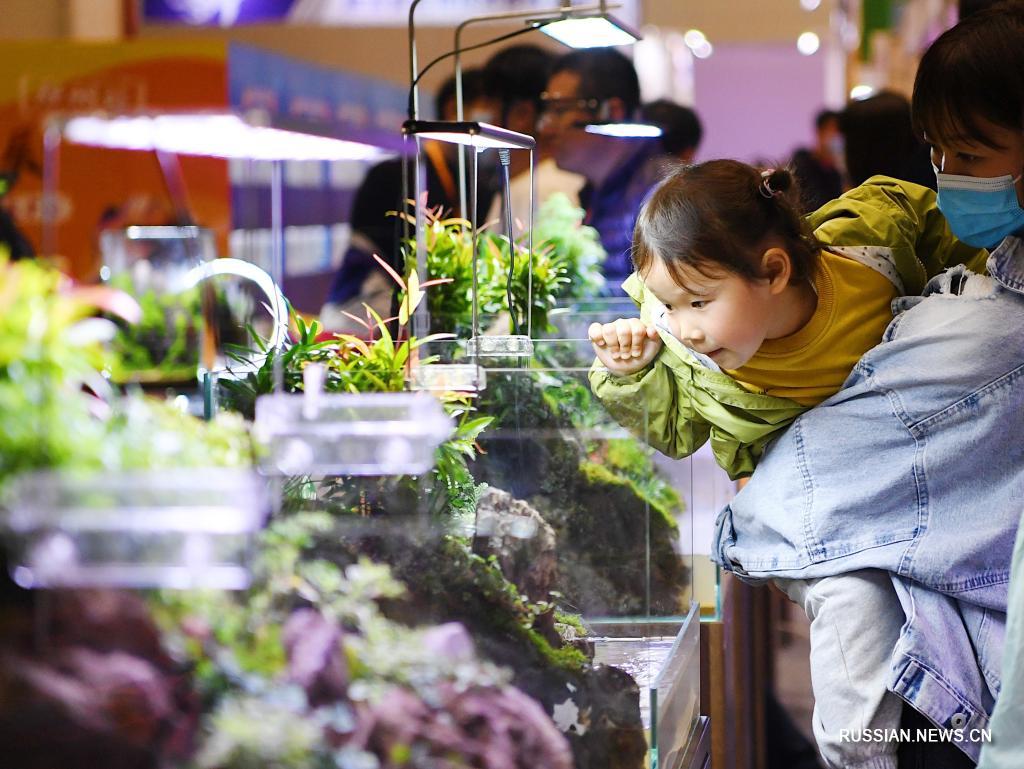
left=759, top=168, right=794, bottom=200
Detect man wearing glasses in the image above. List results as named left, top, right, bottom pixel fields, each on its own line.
left=539, top=48, right=669, bottom=294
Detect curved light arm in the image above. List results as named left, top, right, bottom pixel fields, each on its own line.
left=408, top=0, right=426, bottom=119
left=452, top=3, right=608, bottom=215
left=453, top=2, right=610, bottom=119
left=178, top=258, right=289, bottom=351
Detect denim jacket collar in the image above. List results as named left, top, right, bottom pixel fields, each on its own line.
left=988, top=236, right=1024, bottom=294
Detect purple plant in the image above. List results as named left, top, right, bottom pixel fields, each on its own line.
left=0, top=590, right=199, bottom=769
left=344, top=682, right=573, bottom=769
left=282, top=608, right=348, bottom=707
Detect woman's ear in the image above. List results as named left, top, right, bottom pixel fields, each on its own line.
left=761, top=247, right=793, bottom=293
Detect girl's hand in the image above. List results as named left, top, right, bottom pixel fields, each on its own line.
left=589, top=318, right=663, bottom=376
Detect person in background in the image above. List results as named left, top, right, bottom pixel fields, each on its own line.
left=789, top=109, right=844, bottom=213
left=640, top=99, right=703, bottom=164
left=0, top=208, right=33, bottom=261
left=539, top=48, right=669, bottom=294
left=0, top=128, right=39, bottom=261
left=321, top=70, right=497, bottom=329
left=482, top=44, right=584, bottom=229
left=841, top=90, right=935, bottom=190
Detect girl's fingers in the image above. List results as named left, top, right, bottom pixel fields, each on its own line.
left=630, top=319, right=646, bottom=358
left=601, top=323, right=622, bottom=356
left=615, top=318, right=633, bottom=355
left=589, top=319, right=654, bottom=364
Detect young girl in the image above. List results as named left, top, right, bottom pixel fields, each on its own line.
left=587, top=161, right=988, bottom=769
left=589, top=160, right=985, bottom=478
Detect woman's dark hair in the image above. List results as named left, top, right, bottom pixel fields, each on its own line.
left=842, top=91, right=926, bottom=186
left=912, top=0, right=1024, bottom=148
left=632, top=160, right=820, bottom=289
left=640, top=100, right=703, bottom=156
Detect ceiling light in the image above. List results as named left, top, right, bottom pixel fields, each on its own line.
left=683, top=29, right=707, bottom=48
left=797, top=31, right=820, bottom=55
left=691, top=39, right=714, bottom=59
left=850, top=84, right=876, bottom=100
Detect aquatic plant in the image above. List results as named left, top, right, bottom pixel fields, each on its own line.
left=400, top=207, right=571, bottom=337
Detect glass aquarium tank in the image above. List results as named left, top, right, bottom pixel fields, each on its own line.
left=99, top=225, right=214, bottom=383
left=548, top=295, right=642, bottom=342
left=99, top=225, right=263, bottom=385
left=469, top=341, right=701, bottom=769
left=1, top=468, right=269, bottom=590
left=255, top=389, right=454, bottom=478
left=257, top=333, right=702, bottom=769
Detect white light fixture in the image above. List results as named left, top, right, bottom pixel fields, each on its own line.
left=683, top=28, right=707, bottom=48
left=691, top=40, right=713, bottom=59
left=62, top=112, right=392, bottom=161
left=683, top=28, right=713, bottom=59
left=797, top=31, right=820, bottom=55
left=402, top=120, right=536, bottom=150
left=800, top=0, right=822, bottom=10
left=850, top=84, right=876, bottom=100
left=584, top=123, right=663, bottom=138
left=538, top=14, right=641, bottom=48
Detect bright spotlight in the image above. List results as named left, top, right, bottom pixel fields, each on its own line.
left=691, top=39, right=713, bottom=59
left=850, top=84, right=876, bottom=100
left=797, top=31, right=820, bottom=55
left=683, top=29, right=707, bottom=48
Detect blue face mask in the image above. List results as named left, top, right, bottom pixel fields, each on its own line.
left=935, top=169, right=1024, bottom=249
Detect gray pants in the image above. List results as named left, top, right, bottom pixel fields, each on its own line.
left=775, top=570, right=905, bottom=769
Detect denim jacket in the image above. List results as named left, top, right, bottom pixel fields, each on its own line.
left=713, top=236, right=1024, bottom=761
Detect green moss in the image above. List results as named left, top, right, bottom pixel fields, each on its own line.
left=604, top=438, right=684, bottom=514
left=470, top=366, right=690, bottom=617
left=578, top=460, right=679, bottom=538
left=555, top=611, right=587, bottom=636
left=413, top=538, right=589, bottom=674
left=530, top=459, right=687, bottom=617
left=527, top=627, right=590, bottom=671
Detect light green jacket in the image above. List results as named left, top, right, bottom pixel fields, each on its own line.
left=590, top=176, right=988, bottom=479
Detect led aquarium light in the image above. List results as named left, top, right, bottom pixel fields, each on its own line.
left=62, top=113, right=391, bottom=161
left=402, top=120, right=536, bottom=150
left=539, top=14, right=640, bottom=48
left=584, top=122, right=663, bottom=138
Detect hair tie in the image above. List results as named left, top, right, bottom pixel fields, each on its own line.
left=759, top=169, right=782, bottom=199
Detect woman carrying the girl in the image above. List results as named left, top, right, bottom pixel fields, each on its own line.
left=590, top=3, right=1024, bottom=767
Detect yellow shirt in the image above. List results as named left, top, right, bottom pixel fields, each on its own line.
left=725, top=249, right=897, bottom=406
